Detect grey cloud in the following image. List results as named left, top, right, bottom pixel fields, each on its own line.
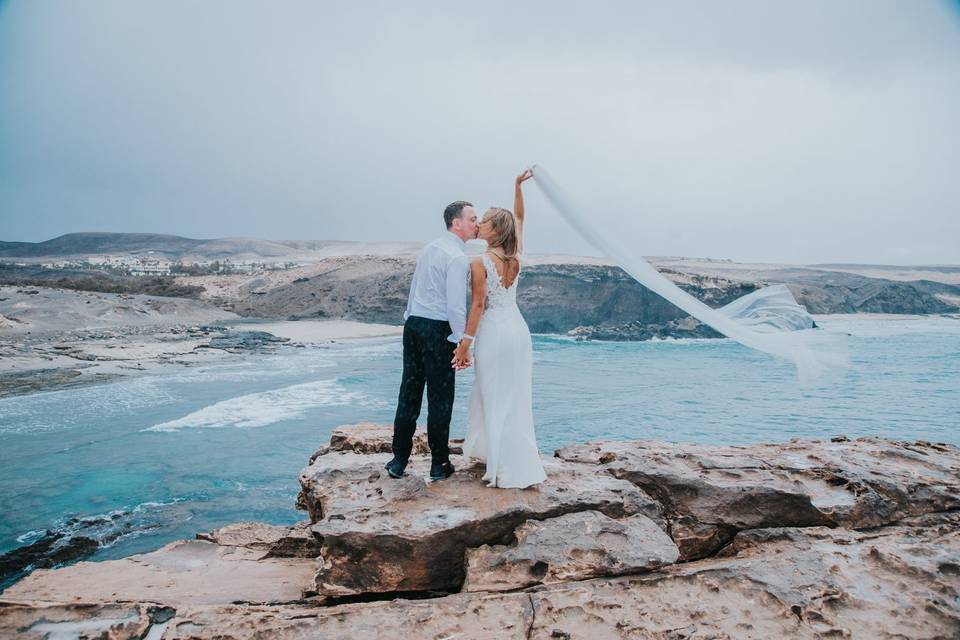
left=1, top=0, right=958, bottom=263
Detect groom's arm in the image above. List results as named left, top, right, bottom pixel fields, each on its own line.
left=445, top=254, right=470, bottom=343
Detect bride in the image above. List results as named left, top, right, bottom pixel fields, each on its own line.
left=452, top=168, right=547, bottom=489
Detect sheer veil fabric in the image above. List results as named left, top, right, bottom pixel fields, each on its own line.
left=532, top=165, right=848, bottom=385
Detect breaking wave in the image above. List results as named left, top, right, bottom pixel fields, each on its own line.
left=144, top=378, right=379, bottom=432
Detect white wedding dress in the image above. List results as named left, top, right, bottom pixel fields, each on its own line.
left=463, top=254, right=547, bottom=489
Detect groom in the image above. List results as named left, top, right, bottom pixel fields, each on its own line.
left=385, top=201, right=478, bottom=481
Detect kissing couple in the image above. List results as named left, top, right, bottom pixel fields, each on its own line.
left=385, top=168, right=547, bottom=489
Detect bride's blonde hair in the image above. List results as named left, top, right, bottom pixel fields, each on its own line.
left=483, top=207, right=518, bottom=258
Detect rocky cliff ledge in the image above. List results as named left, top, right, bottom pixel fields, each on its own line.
left=213, top=255, right=960, bottom=338
left=2, top=424, right=959, bottom=638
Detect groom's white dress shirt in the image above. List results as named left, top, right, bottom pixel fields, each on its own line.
left=404, top=231, right=471, bottom=344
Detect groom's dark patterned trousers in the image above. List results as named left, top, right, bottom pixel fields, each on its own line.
left=392, top=316, right=456, bottom=465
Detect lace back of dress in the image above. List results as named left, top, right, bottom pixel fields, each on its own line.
left=482, top=253, right=519, bottom=310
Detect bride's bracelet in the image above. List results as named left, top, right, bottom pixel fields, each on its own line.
left=462, top=334, right=475, bottom=343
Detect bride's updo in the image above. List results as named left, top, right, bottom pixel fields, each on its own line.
left=483, top=207, right=519, bottom=258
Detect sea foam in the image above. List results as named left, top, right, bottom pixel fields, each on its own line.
left=143, top=378, right=374, bottom=432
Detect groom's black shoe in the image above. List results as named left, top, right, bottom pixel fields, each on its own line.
left=384, top=458, right=406, bottom=479
left=430, top=460, right=455, bottom=481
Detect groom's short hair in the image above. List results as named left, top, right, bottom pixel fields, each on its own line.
left=444, top=201, right=473, bottom=229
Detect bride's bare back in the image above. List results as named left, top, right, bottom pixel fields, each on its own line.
left=487, top=252, right=520, bottom=290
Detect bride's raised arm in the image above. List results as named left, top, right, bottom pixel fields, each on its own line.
left=514, top=168, right=533, bottom=254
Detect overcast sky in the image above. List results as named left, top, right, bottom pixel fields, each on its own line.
left=1, top=1, right=958, bottom=264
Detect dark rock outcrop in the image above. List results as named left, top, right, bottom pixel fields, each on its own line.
left=0, top=532, right=98, bottom=591
left=200, top=329, right=289, bottom=351
left=568, top=316, right=723, bottom=341
left=0, top=368, right=89, bottom=398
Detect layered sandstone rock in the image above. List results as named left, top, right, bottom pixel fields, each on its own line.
left=195, top=520, right=322, bottom=558
left=556, top=436, right=960, bottom=560
left=6, top=515, right=958, bottom=638
left=298, top=443, right=660, bottom=596
left=463, top=510, right=678, bottom=592
left=2, top=424, right=959, bottom=639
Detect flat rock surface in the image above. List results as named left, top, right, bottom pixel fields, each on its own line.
left=464, top=510, right=679, bottom=592
left=1, top=539, right=319, bottom=608
left=196, top=521, right=292, bottom=549
left=309, top=422, right=463, bottom=462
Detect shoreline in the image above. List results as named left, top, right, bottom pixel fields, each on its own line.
left=224, top=318, right=403, bottom=342
left=0, top=317, right=403, bottom=399
left=3, top=312, right=959, bottom=399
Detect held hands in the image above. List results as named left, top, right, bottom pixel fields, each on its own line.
left=516, top=168, right=534, bottom=185
left=451, top=339, right=472, bottom=370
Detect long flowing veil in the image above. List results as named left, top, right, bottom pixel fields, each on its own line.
left=532, top=165, right=848, bottom=385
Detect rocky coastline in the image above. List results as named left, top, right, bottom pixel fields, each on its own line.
left=0, top=286, right=403, bottom=398
left=205, top=255, right=960, bottom=340
left=0, top=322, right=287, bottom=399
left=567, top=317, right=724, bottom=341
left=4, top=234, right=959, bottom=347
left=4, top=248, right=960, bottom=381
left=2, top=423, right=958, bottom=638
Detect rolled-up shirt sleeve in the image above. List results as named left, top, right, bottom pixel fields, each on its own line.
left=445, top=254, right=470, bottom=343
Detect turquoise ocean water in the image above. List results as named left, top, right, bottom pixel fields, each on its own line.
left=1, top=315, right=958, bottom=584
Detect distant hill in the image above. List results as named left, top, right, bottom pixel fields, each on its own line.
left=2, top=233, right=957, bottom=321
left=0, top=233, right=207, bottom=258
left=0, top=232, right=312, bottom=260
left=809, top=263, right=960, bottom=274
left=0, top=232, right=423, bottom=260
